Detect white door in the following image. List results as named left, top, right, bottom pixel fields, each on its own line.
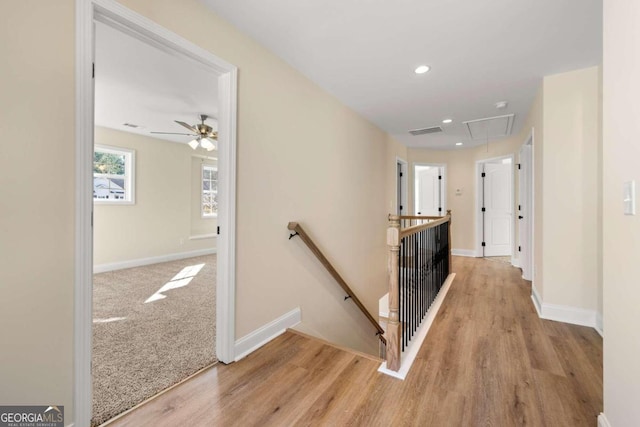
left=415, top=166, right=441, bottom=216
left=483, top=161, right=513, bottom=256
left=518, top=145, right=533, bottom=280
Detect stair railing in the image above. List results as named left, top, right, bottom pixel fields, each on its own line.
left=386, top=210, right=452, bottom=371
left=287, top=222, right=386, bottom=346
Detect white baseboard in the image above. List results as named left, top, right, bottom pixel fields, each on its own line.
left=531, top=285, right=543, bottom=317
left=598, top=413, right=611, bottom=427
left=234, top=307, right=301, bottom=361
left=94, top=248, right=217, bottom=273
left=511, top=256, right=520, bottom=268
left=451, top=249, right=477, bottom=257
left=378, top=273, right=456, bottom=380
left=530, top=285, right=598, bottom=329
left=595, top=311, right=603, bottom=337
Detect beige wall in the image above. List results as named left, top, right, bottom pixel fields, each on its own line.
left=540, top=67, right=600, bottom=311
left=603, top=0, right=640, bottom=424
left=94, top=127, right=217, bottom=267
left=0, top=0, right=75, bottom=412
left=104, top=0, right=401, bottom=356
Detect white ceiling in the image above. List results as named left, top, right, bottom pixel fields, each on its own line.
left=94, top=21, right=219, bottom=146
left=200, top=0, right=602, bottom=149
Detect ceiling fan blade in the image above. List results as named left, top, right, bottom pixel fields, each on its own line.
left=175, top=120, right=199, bottom=133
left=150, top=131, right=195, bottom=136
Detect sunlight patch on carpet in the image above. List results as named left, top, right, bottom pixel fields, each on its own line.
left=144, top=263, right=205, bottom=304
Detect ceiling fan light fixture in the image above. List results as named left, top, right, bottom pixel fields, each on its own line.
left=188, top=139, right=199, bottom=150
left=415, top=65, right=430, bottom=74
left=200, top=139, right=214, bottom=150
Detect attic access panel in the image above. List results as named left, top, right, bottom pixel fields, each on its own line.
left=464, top=114, right=515, bottom=140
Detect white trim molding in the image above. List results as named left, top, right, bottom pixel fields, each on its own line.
left=595, top=311, right=603, bottom=337
left=531, top=285, right=598, bottom=329
left=511, top=256, right=520, bottom=268
left=598, top=413, right=612, bottom=427
left=451, top=248, right=477, bottom=257
left=234, top=308, right=302, bottom=361
left=531, top=285, right=543, bottom=316
left=94, top=248, right=217, bottom=273
left=378, top=273, right=456, bottom=380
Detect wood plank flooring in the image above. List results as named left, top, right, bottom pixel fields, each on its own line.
left=107, top=256, right=602, bottom=427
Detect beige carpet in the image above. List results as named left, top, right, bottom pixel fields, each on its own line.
left=92, top=255, right=217, bottom=426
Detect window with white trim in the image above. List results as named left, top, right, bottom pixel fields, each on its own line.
left=202, top=165, right=218, bottom=217
left=93, top=145, right=135, bottom=204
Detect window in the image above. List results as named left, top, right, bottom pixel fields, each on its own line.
left=93, top=145, right=135, bottom=204
left=202, top=165, right=218, bottom=217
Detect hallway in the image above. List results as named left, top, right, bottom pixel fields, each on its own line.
left=108, top=256, right=602, bottom=426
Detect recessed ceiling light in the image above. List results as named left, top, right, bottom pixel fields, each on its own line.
left=442, top=118, right=453, bottom=124
left=495, top=101, right=508, bottom=109
left=415, top=65, right=430, bottom=74
left=456, top=142, right=463, bottom=146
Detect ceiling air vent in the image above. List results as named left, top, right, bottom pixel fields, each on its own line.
left=409, top=126, right=443, bottom=136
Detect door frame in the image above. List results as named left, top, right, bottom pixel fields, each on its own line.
left=475, top=154, right=515, bottom=257
left=396, top=157, right=408, bottom=215
left=519, top=129, right=534, bottom=280
left=75, top=1, right=238, bottom=425
left=412, top=162, right=447, bottom=215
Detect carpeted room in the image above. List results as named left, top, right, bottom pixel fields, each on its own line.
left=92, top=255, right=217, bottom=426
left=91, top=20, right=220, bottom=426
left=91, top=127, right=219, bottom=426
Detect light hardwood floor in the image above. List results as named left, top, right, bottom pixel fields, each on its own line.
left=107, top=256, right=602, bottom=426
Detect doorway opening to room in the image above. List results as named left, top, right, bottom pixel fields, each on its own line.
left=397, top=159, right=408, bottom=215
left=91, top=20, right=220, bottom=426
left=476, top=155, right=514, bottom=262
left=519, top=132, right=534, bottom=280
left=414, top=163, right=446, bottom=216
left=75, top=4, right=238, bottom=426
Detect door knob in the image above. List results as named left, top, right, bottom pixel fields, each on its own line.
left=519, top=216, right=524, bottom=219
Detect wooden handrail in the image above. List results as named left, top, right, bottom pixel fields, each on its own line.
left=399, top=215, right=450, bottom=239
left=287, top=222, right=386, bottom=345
left=398, top=215, right=444, bottom=220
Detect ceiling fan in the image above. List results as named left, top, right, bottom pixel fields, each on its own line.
left=151, top=114, right=218, bottom=151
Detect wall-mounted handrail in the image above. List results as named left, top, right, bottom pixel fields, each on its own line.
left=287, top=222, right=386, bottom=345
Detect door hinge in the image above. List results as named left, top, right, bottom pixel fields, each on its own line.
left=438, top=175, right=442, bottom=180
left=217, top=226, right=220, bottom=235
left=518, top=163, right=521, bottom=170
left=400, top=205, right=403, bottom=211
left=481, top=172, right=486, bottom=178
left=518, top=246, right=522, bottom=252
left=399, top=172, right=403, bottom=177
left=438, top=207, right=442, bottom=212
left=92, top=63, right=95, bottom=78
left=482, top=242, right=486, bottom=247
left=481, top=207, right=486, bottom=212
left=518, top=204, right=521, bottom=211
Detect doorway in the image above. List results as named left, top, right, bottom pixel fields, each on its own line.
left=75, top=2, right=238, bottom=426
left=397, top=158, right=408, bottom=215
left=414, top=163, right=446, bottom=216
left=519, top=132, right=534, bottom=280
left=476, top=156, right=514, bottom=257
